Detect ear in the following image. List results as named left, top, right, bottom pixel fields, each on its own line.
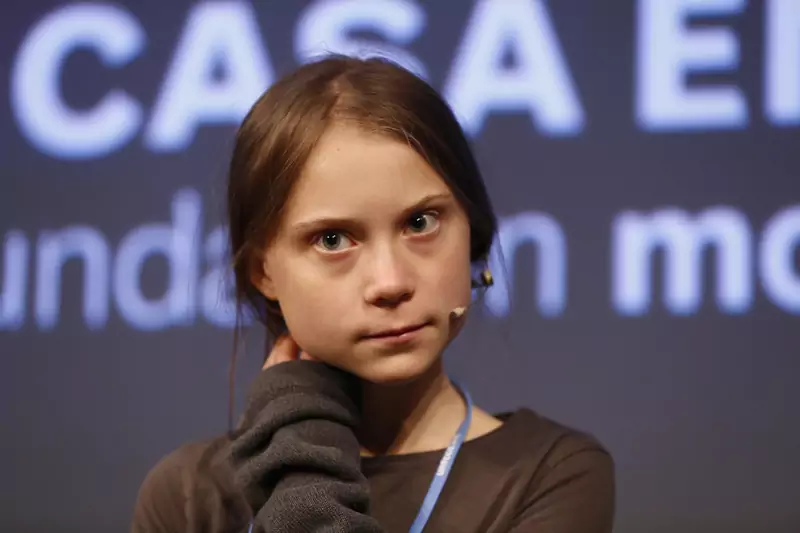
left=249, top=254, right=278, bottom=301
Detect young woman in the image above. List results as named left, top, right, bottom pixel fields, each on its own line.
left=131, top=55, right=615, bottom=533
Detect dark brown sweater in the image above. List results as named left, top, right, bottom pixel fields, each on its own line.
left=131, top=361, right=615, bottom=532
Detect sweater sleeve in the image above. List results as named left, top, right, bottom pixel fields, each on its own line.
left=229, top=360, right=385, bottom=533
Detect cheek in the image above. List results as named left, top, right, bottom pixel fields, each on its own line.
left=429, top=227, right=473, bottom=306
left=270, top=263, right=351, bottom=356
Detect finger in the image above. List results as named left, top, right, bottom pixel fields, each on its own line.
left=263, top=335, right=300, bottom=370
left=298, top=350, right=316, bottom=362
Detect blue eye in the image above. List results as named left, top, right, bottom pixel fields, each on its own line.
left=407, top=212, right=439, bottom=234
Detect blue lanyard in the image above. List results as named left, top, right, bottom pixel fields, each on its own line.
left=408, top=379, right=472, bottom=532
left=247, top=380, right=473, bottom=533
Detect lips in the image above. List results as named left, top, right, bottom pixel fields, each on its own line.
left=364, top=322, right=428, bottom=339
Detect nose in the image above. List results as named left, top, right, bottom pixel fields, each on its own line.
left=363, top=243, right=415, bottom=308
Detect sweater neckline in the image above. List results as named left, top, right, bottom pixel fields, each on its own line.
left=359, top=409, right=524, bottom=469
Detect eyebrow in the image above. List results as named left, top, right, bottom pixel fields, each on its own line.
left=291, top=192, right=454, bottom=234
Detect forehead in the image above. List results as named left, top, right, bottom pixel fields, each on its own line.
left=283, top=124, right=451, bottom=222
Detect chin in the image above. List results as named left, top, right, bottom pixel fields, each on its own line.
left=351, top=346, right=443, bottom=386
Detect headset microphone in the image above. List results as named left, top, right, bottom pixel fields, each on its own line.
left=449, top=268, right=493, bottom=320
left=450, top=306, right=468, bottom=319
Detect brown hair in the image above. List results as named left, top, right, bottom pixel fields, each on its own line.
left=226, top=54, right=497, bottom=427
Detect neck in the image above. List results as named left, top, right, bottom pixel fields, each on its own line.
left=357, top=360, right=467, bottom=457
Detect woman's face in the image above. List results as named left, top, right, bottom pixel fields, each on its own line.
left=255, top=123, right=473, bottom=384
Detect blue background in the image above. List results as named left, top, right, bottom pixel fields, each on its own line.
left=1, top=1, right=798, bottom=532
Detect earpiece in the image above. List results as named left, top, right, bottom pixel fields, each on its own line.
left=470, top=268, right=493, bottom=289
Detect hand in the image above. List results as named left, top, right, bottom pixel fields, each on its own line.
left=263, top=334, right=317, bottom=371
